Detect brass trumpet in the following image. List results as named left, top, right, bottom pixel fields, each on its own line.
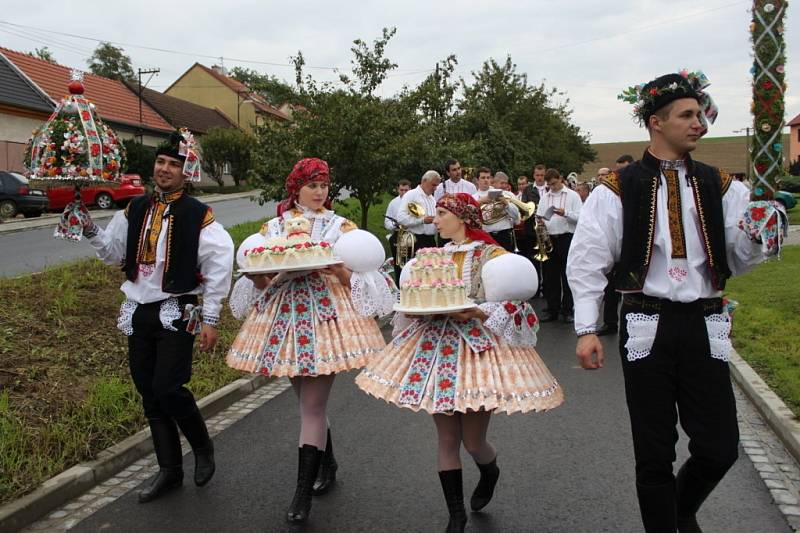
left=533, top=219, right=552, bottom=262
left=395, top=201, right=426, bottom=267
left=481, top=191, right=537, bottom=225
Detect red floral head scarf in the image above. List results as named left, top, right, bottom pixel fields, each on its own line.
left=436, top=193, right=499, bottom=246
left=278, top=157, right=332, bottom=216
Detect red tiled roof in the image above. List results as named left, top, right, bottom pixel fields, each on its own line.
left=788, top=113, right=800, bottom=127
left=0, top=47, right=173, bottom=133
left=192, top=63, right=289, bottom=121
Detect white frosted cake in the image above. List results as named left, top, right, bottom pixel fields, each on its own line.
left=399, top=248, right=469, bottom=309
left=245, top=241, right=333, bottom=269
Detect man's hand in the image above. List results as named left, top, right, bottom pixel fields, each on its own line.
left=576, top=334, right=604, bottom=370
left=553, top=207, right=565, bottom=217
left=198, top=324, right=219, bottom=352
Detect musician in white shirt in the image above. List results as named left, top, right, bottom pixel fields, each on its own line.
left=536, top=169, right=582, bottom=322
left=385, top=179, right=411, bottom=282
left=434, top=158, right=477, bottom=201
left=399, top=170, right=441, bottom=250
left=473, top=169, right=520, bottom=252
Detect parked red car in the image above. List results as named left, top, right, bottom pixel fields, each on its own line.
left=47, top=174, right=146, bottom=211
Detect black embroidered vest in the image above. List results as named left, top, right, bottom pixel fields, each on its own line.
left=124, top=193, right=210, bottom=293
left=612, top=150, right=732, bottom=292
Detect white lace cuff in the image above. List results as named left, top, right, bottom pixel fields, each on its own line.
left=705, top=313, right=733, bottom=361
left=117, top=299, right=138, bottom=336
left=229, top=276, right=260, bottom=320
left=350, top=270, right=399, bottom=317
left=478, top=301, right=539, bottom=347
left=623, top=312, right=660, bottom=361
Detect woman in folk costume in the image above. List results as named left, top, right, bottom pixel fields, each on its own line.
left=356, top=193, right=564, bottom=533
left=226, top=158, right=395, bottom=524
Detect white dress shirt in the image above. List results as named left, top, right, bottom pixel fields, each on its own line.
left=89, top=205, right=234, bottom=320
left=533, top=183, right=548, bottom=199
left=567, top=172, right=764, bottom=334
left=473, top=190, right=521, bottom=232
left=536, top=187, right=582, bottom=235
left=398, top=185, right=437, bottom=235
left=434, top=178, right=478, bottom=201
left=384, top=195, right=404, bottom=231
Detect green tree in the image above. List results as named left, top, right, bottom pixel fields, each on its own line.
left=456, top=56, right=595, bottom=176
left=87, top=43, right=135, bottom=82
left=199, top=127, right=257, bottom=188
left=121, top=140, right=155, bottom=183
left=253, top=28, right=425, bottom=228
left=229, top=67, right=299, bottom=107
left=28, top=47, right=56, bottom=63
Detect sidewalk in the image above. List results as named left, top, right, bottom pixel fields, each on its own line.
left=0, top=190, right=261, bottom=235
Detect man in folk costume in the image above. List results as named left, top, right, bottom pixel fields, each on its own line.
left=567, top=72, right=765, bottom=532
left=82, top=129, right=234, bottom=503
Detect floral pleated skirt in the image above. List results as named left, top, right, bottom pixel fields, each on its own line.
left=355, top=317, right=564, bottom=415
left=226, top=272, right=386, bottom=377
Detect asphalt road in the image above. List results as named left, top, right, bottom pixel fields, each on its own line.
left=0, top=197, right=274, bottom=278
left=71, top=314, right=790, bottom=533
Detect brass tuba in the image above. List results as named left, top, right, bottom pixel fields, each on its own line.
left=481, top=191, right=537, bottom=225
left=396, top=202, right=425, bottom=267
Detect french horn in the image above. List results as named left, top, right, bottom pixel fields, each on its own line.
left=396, top=202, right=426, bottom=267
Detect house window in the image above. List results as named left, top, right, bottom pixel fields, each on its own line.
left=223, top=162, right=231, bottom=174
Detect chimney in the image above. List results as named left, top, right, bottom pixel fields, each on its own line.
left=211, top=64, right=228, bottom=76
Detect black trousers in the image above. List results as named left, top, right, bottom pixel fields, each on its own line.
left=619, top=294, right=738, bottom=490
left=388, top=231, right=401, bottom=284
left=128, top=296, right=199, bottom=420
left=542, top=233, right=573, bottom=314
left=488, top=228, right=515, bottom=252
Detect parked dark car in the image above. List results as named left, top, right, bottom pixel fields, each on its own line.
left=47, top=174, right=146, bottom=211
left=0, top=171, right=48, bottom=219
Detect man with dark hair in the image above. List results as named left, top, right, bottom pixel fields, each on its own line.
left=81, top=129, right=234, bottom=503
left=616, top=154, right=635, bottom=168
left=568, top=71, right=764, bottom=532
left=435, top=158, right=477, bottom=201
left=537, top=168, right=581, bottom=322
left=473, top=170, right=520, bottom=251
left=385, top=179, right=412, bottom=283
left=518, top=166, right=546, bottom=292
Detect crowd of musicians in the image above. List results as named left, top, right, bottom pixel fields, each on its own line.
left=384, top=157, right=629, bottom=325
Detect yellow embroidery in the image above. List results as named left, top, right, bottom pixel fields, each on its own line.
left=201, top=208, right=215, bottom=228
left=600, top=172, right=621, bottom=196
left=691, top=176, right=715, bottom=268
left=720, top=170, right=733, bottom=195
left=663, top=169, right=687, bottom=259
left=339, top=219, right=358, bottom=233
left=645, top=177, right=658, bottom=266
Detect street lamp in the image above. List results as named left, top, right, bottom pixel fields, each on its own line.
left=733, top=127, right=752, bottom=181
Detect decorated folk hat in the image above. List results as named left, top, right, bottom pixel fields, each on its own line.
left=156, top=128, right=201, bottom=181
left=618, top=70, right=718, bottom=135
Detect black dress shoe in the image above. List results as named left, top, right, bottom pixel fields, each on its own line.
left=596, top=323, right=618, bottom=337
left=139, top=418, right=183, bottom=504
left=138, top=468, right=183, bottom=503
left=540, top=312, right=559, bottom=323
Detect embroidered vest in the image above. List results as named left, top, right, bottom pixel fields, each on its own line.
left=124, top=194, right=211, bottom=293
left=609, top=151, right=732, bottom=292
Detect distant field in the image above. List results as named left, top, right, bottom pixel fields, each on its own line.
left=580, top=134, right=791, bottom=180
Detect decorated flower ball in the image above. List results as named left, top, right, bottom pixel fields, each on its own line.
left=482, top=253, right=538, bottom=302
left=237, top=233, right=268, bottom=268
left=333, top=229, right=385, bottom=272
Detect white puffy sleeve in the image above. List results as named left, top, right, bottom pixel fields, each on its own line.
left=724, top=180, right=765, bottom=274
left=88, top=210, right=128, bottom=266
left=477, top=252, right=540, bottom=347
left=197, top=220, right=234, bottom=323
left=229, top=277, right=261, bottom=320
left=566, top=185, right=622, bottom=335
left=334, top=228, right=398, bottom=317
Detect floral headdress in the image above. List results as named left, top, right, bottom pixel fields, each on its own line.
left=618, top=70, right=719, bottom=135
left=436, top=193, right=500, bottom=246
left=277, top=157, right=332, bottom=216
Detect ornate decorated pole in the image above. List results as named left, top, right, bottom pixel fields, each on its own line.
left=25, top=71, right=126, bottom=242
left=750, top=0, right=787, bottom=201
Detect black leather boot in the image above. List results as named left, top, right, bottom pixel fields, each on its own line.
left=439, top=469, right=467, bottom=533
left=138, top=418, right=184, bottom=503
left=286, top=445, right=323, bottom=524
left=676, top=461, right=722, bottom=533
left=312, top=428, right=338, bottom=495
left=176, top=409, right=215, bottom=487
left=636, top=480, right=677, bottom=533
left=470, top=457, right=500, bottom=511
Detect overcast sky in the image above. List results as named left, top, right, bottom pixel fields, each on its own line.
left=1, top=0, right=797, bottom=143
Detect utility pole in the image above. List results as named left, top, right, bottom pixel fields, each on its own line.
left=137, top=68, right=160, bottom=143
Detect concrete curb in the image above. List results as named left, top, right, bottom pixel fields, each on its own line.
left=0, top=190, right=261, bottom=235
left=730, top=350, right=800, bottom=464
left=0, top=373, right=270, bottom=533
